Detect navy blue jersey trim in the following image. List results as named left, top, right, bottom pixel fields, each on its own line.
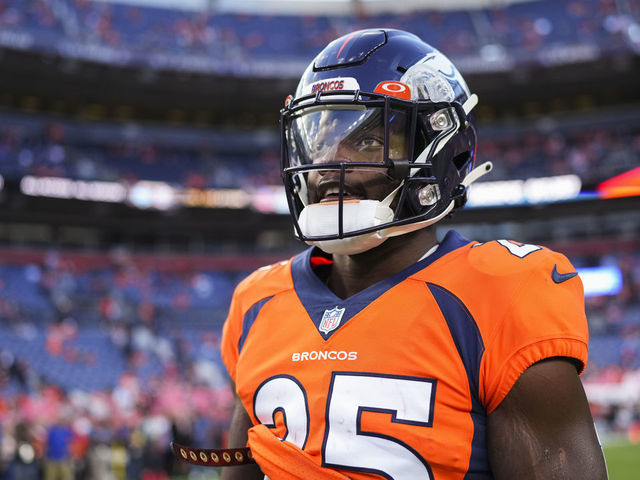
left=427, top=283, right=491, bottom=478
left=291, top=230, right=471, bottom=340
left=238, top=296, right=274, bottom=354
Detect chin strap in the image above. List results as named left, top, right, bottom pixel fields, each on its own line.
left=463, top=93, right=479, bottom=116
left=462, top=160, right=493, bottom=187
left=375, top=160, right=494, bottom=240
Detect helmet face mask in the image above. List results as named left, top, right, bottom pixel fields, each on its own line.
left=284, top=96, right=412, bottom=201
left=280, top=29, right=491, bottom=255
left=287, top=105, right=410, bottom=169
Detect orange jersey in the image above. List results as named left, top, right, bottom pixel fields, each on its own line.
left=221, top=230, right=588, bottom=480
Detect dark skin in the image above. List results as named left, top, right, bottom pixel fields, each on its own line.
left=223, top=384, right=264, bottom=480
left=488, top=358, right=608, bottom=479
left=328, top=226, right=437, bottom=299
left=222, top=150, right=608, bottom=479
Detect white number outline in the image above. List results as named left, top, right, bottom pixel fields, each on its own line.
left=322, top=372, right=435, bottom=480
left=473, top=239, right=541, bottom=258
left=252, top=374, right=310, bottom=449
left=252, top=372, right=436, bottom=479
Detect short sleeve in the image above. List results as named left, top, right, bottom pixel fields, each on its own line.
left=480, top=252, right=589, bottom=414
left=221, top=290, right=244, bottom=384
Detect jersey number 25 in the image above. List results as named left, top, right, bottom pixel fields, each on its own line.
left=253, top=372, right=436, bottom=480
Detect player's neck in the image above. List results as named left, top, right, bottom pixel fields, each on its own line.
left=327, top=227, right=438, bottom=299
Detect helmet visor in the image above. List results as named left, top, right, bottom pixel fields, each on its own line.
left=285, top=106, right=410, bottom=169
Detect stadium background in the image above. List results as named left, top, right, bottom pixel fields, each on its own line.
left=0, top=0, right=639, bottom=478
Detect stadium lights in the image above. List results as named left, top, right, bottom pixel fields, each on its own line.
left=578, top=265, right=623, bottom=298
left=18, top=174, right=592, bottom=213
left=466, top=174, right=582, bottom=207
left=20, top=176, right=127, bottom=203
left=183, top=187, right=252, bottom=209
left=128, top=181, right=179, bottom=211
left=18, top=175, right=289, bottom=213
left=597, top=167, right=640, bottom=199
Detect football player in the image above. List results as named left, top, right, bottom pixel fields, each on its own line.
left=219, top=29, right=608, bottom=479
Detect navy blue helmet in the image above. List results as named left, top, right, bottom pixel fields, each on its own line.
left=281, top=29, right=491, bottom=254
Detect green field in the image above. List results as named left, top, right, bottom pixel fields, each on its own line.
left=604, top=442, right=640, bottom=480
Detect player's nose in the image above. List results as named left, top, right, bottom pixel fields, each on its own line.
left=313, top=141, right=359, bottom=166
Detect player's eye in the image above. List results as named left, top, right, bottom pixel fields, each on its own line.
left=354, top=136, right=384, bottom=152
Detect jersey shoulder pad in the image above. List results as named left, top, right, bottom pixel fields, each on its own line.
left=232, top=257, right=294, bottom=307
left=465, top=239, right=574, bottom=278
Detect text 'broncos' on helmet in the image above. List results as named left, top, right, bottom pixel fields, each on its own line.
left=280, top=28, right=493, bottom=255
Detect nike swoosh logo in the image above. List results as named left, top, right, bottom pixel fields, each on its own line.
left=552, top=264, right=578, bottom=284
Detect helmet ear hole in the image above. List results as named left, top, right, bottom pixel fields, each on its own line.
left=452, top=152, right=471, bottom=172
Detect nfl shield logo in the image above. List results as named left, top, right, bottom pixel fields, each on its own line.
left=319, top=306, right=346, bottom=335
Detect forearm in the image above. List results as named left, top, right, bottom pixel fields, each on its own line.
left=221, top=395, right=264, bottom=480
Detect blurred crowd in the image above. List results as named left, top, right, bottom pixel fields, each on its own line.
left=0, top=113, right=282, bottom=190
left=0, top=373, right=232, bottom=480
left=0, top=111, right=638, bottom=191
left=0, top=245, right=637, bottom=478
left=0, top=249, right=246, bottom=479
left=478, top=118, right=640, bottom=186
left=0, top=0, right=637, bottom=68
left=577, top=250, right=640, bottom=447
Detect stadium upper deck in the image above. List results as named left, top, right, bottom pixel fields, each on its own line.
left=0, top=0, right=637, bottom=76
